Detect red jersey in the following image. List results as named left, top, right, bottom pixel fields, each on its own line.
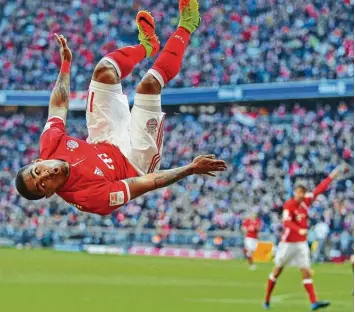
left=242, top=218, right=261, bottom=239
left=281, top=177, right=332, bottom=243
left=40, top=117, right=138, bottom=215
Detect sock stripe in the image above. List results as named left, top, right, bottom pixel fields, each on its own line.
left=148, top=69, right=165, bottom=88
left=101, top=57, right=122, bottom=78
left=269, top=274, right=277, bottom=282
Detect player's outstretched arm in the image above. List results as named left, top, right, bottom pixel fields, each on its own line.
left=48, top=33, right=72, bottom=122
left=312, top=164, right=349, bottom=199
left=125, top=155, right=228, bottom=200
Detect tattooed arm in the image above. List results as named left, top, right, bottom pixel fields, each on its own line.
left=124, top=155, right=228, bottom=200
left=48, top=34, right=72, bottom=122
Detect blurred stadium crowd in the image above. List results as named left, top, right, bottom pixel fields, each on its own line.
left=0, top=102, right=353, bottom=256
left=0, top=0, right=353, bottom=91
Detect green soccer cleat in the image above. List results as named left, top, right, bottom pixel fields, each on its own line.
left=178, top=0, right=201, bottom=34
left=136, top=10, right=160, bottom=57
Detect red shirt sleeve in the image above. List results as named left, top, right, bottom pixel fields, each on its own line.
left=86, top=180, right=131, bottom=216
left=304, top=176, right=332, bottom=206
left=40, top=117, right=66, bottom=159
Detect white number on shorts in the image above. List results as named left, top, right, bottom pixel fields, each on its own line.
left=98, top=153, right=115, bottom=170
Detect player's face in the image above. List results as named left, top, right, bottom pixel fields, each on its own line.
left=23, top=159, right=67, bottom=198
left=294, top=187, right=306, bottom=202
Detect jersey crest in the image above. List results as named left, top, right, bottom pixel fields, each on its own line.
left=67, top=140, right=79, bottom=151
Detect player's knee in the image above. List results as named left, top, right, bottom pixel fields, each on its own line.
left=300, top=268, right=311, bottom=278
left=93, top=61, right=120, bottom=84
left=136, top=74, right=161, bottom=95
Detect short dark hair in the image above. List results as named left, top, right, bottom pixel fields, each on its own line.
left=15, top=165, right=44, bottom=200
left=295, top=184, right=307, bottom=193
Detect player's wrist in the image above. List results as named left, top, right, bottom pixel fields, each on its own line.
left=60, top=60, right=71, bottom=74
left=186, top=163, right=195, bottom=175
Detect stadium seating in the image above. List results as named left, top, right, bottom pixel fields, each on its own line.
left=0, top=0, right=353, bottom=92
left=0, top=103, right=353, bottom=254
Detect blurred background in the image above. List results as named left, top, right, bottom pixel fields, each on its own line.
left=0, top=1, right=353, bottom=311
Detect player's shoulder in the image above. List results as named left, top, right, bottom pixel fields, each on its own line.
left=283, top=198, right=295, bottom=209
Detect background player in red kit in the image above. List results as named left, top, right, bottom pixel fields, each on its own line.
left=242, top=214, right=262, bottom=270
left=15, top=0, right=227, bottom=215
left=263, top=166, right=348, bottom=311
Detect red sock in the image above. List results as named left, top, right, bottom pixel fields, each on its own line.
left=151, top=27, right=191, bottom=85
left=303, top=279, right=317, bottom=304
left=265, top=275, right=277, bottom=303
left=105, top=45, right=146, bottom=79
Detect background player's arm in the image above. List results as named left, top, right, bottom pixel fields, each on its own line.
left=48, top=34, right=72, bottom=122
left=309, top=165, right=348, bottom=202
left=125, top=155, right=227, bottom=200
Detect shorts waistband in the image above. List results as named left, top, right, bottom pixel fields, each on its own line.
left=89, top=80, right=123, bottom=93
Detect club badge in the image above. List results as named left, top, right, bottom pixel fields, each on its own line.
left=67, top=140, right=79, bottom=151
left=146, top=118, right=158, bottom=135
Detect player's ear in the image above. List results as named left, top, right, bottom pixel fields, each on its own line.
left=45, top=191, right=55, bottom=198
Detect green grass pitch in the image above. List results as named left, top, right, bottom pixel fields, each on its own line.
left=0, top=249, right=353, bottom=312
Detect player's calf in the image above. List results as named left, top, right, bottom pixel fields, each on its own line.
left=92, top=11, right=159, bottom=85
left=264, top=267, right=283, bottom=308
left=146, top=0, right=201, bottom=88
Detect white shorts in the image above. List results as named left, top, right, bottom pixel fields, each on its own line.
left=86, top=79, right=165, bottom=176
left=274, top=242, right=311, bottom=268
left=244, top=237, right=258, bottom=253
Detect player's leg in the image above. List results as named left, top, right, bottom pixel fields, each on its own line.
left=86, top=11, right=160, bottom=151
left=244, top=238, right=257, bottom=270
left=297, top=243, right=330, bottom=311
left=127, top=0, right=200, bottom=174
left=351, top=255, right=354, bottom=295
left=264, top=242, right=295, bottom=309
left=263, top=266, right=283, bottom=309
left=136, top=0, right=200, bottom=97
left=92, top=11, right=160, bottom=85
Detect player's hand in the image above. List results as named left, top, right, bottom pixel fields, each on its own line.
left=299, top=229, right=308, bottom=236
left=342, top=164, right=350, bottom=174
left=54, top=33, right=72, bottom=63
left=190, top=154, right=228, bottom=177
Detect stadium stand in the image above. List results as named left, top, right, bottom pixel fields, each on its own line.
left=0, top=0, right=353, bottom=92
left=0, top=102, right=353, bottom=255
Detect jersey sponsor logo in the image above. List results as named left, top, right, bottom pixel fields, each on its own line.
left=67, top=140, right=79, bottom=151
left=94, top=167, right=104, bottom=176
left=110, top=191, right=124, bottom=206
left=146, top=118, right=158, bottom=135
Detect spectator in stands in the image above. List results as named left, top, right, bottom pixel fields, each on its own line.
left=0, top=0, right=353, bottom=92
left=0, top=102, right=353, bottom=256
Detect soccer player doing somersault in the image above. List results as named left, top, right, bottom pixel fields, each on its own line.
left=15, top=0, right=228, bottom=215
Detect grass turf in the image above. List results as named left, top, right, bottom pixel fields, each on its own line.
left=0, top=249, right=353, bottom=312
